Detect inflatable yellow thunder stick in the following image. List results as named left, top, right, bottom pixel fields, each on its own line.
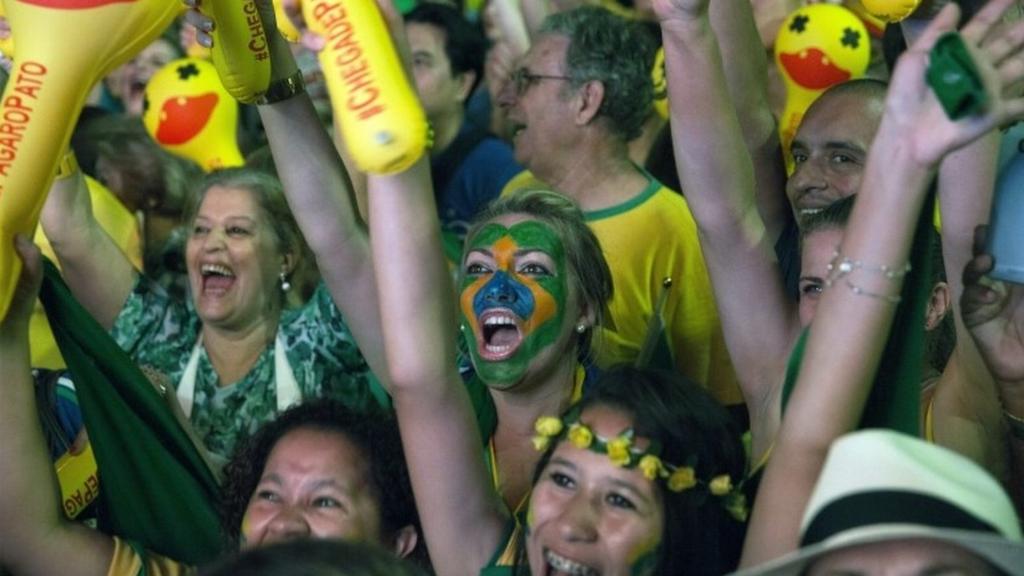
left=303, top=0, right=430, bottom=174
left=0, top=0, right=178, bottom=320
left=774, top=3, right=870, bottom=154
left=196, top=0, right=271, bottom=103
left=143, top=58, right=244, bottom=171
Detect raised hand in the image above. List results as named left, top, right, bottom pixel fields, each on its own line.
left=885, top=0, right=1024, bottom=167
left=962, top=225, right=1024, bottom=386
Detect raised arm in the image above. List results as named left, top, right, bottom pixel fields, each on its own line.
left=901, top=8, right=1008, bottom=485
left=364, top=3, right=509, bottom=573
left=741, top=0, right=1024, bottom=564
left=962, top=227, right=1024, bottom=515
left=928, top=133, right=1009, bottom=483
left=368, top=159, right=507, bottom=574
left=656, top=0, right=800, bottom=457
left=39, top=163, right=137, bottom=329
left=0, top=236, right=114, bottom=576
left=709, top=0, right=789, bottom=242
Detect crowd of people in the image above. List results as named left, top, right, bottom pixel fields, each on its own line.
left=1, top=0, right=1024, bottom=574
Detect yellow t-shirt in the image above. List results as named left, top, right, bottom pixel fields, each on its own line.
left=31, top=175, right=142, bottom=369
left=501, top=172, right=743, bottom=406
left=107, top=536, right=194, bottom=576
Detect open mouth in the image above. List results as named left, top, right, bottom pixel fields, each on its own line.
left=793, top=192, right=843, bottom=218
left=544, top=549, right=599, bottom=576
left=478, top=310, right=524, bottom=361
left=200, top=263, right=236, bottom=295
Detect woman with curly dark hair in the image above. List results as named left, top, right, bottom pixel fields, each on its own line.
left=218, top=399, right=421, bottom=556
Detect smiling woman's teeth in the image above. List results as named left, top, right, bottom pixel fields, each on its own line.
left=545, top=550, right=599, bottom=576
left=200, top=264, right=234, bottom=277
left=484, top=315, right=515, bottom=326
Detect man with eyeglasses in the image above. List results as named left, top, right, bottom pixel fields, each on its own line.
left=495, top=5, right=742, bottom=408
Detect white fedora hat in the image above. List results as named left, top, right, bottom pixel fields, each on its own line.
left=734, top=429, right=1024, bottom=576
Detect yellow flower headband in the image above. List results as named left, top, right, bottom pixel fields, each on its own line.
left=532, top=413, right=748, bottom=521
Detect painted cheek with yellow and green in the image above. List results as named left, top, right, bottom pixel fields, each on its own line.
left=460, top=221, right=568, bottom=387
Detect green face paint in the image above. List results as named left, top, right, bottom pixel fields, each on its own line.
left=459, top=221, right=569, bottom=388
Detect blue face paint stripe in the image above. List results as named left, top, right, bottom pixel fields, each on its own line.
left=472, top=270, right=535, bottom=320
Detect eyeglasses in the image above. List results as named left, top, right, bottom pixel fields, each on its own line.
left=508, top=68, right=573, bottom=96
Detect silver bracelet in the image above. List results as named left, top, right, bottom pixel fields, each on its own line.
left=825, top=250, right=911, bottom=304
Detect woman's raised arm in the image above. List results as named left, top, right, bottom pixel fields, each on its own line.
left=40, top=165, right=137, bottom=329
left=0, top=236, right=115, bottom=576
left=656, top=0, right=800, bottom=459
left=362, top=1, right=509, bottom=572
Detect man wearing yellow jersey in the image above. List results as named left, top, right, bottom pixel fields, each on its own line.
left=496, top=6, right=741, bottom=406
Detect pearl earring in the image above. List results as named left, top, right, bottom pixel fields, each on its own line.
left=575, top=323, right=587, bottom=334
left=279, top=271, right=291, bottom=293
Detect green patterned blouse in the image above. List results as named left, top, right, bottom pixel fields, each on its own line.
left=110, top=277, right=387, bottom=459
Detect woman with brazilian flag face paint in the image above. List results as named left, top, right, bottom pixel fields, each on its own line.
left=457, top=200, right=611, bottom=516
left=460, top=217, right=583, bottom=387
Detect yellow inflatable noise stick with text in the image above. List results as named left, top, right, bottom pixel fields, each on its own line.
left=143, top=57, right=244, bottom=171
left=303, top=0, right=429, bottom=174
left=774, top=3, right=870, bottom=155
left=0, top=0, right=178, bottom=320
left=197, top=0, right=271, bottom=103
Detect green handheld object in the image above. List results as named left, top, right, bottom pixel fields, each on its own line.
left=926, top=32, right=988, bottom=120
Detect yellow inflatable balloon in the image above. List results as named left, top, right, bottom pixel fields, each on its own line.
left=303, top=0, right=430, bottom=174
left=0, top=0, right=178, bottom=320
left=861, top=0, right=922, bottom=23
left=774, top=3, right=870, bottom=153
left=143, top=57, right=244, bottom=171
left=198, top=0, right=271, bottom=103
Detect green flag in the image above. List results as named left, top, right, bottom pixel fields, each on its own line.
left=781, top=193, right=935, bottom=435
left=39, top=259, right=226, bottom=565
